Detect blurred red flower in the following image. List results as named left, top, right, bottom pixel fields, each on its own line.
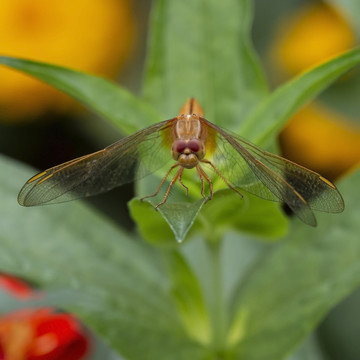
left=0, top=275, right=89, bottom=360
left=0, top=308, right=89, bottom=360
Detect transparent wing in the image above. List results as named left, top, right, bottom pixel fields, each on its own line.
left=18, top=119, right=175, bottom=206
left=202, top=118, right=345, bottom=226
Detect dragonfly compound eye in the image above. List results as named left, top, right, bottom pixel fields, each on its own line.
left=187, top=139, right=200, bottom=152
left=171, top=140, right=187, bottom=160
left=173, top=140, right=187, bottom=153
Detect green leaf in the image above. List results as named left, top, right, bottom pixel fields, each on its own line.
left=196, top=189, right=288, bottom=240
left=287, top=335, right=326, bottom=360
left=130, top=187, right=288, bottom=245
left=128, top=198, right=175, bottom=245
left=143, top=0, right=268, bottom=128
left=318, top=286, right=360, bottom=360
left=0, top=289, right=93, bottom=314
left=129, top=197, right=205, bottom=243
left=240, top=47, right=360, bottom=145
left=0, top=56, right=161, bottom=134
left=227, top=169, right=360, bottom=360
left=0, top=155, right=211, bottom=360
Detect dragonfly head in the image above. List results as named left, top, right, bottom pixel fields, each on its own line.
left=171, top=139, right=206, bottom=169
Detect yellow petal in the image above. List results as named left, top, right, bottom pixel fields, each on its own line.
left=271, top=3, right=356, bottom=76
left=0, top=0, right=134, bottom=121
left=280, top=103, right=360, bottom=179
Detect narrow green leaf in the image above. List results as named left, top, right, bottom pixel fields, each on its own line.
left=143, top=0, right=268, bottom=128
left=240, top=48, right=360, bottom=145
left=0, top=155, right=210, bottom=360
left=0, top=56, right=161, bottom=134
left=228, top=170, right=360, bottom=360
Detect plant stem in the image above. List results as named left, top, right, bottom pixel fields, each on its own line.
left=207, top=239, right=227, bottom=351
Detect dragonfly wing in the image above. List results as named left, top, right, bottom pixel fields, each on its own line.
left=202, top=119, right=344, bottom=226
left=18, top=119, right=175, bottom=206
left=254, top=151, right=345, bottom=213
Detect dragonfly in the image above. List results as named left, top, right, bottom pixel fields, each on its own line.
left=18, top=98, right=344, bottom=226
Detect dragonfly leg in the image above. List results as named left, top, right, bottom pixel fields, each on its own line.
left=178, top=167, right=189, bottom=196
left=201, top=159, right=243, bottom=198
left=196, top=165, right=206, bottom=200
left=155, top=166, right=184, bottom=209
left=140, top=163, right=179, bottom=202
left=196, top=164, right=213, bottom=201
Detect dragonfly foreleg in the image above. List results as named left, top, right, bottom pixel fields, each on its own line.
left=200, top=159, right=243, bottom=198
left=155, top=166, right=184, bottom=209
left=178, top=167, right=189, bottom=196
left=141, top=163, right=179, bottom=202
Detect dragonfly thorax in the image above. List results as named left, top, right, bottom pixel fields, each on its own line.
left=171, top=139, right=206, bottom=169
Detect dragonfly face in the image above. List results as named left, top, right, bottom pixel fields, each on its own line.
left=18, top=98, right=345, bottom=227
left=170, top=115, right=207, bottom=169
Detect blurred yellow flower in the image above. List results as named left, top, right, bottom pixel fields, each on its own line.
left=270, top=2, right=360, bottom=179
left=272, top=3, right=356, bottom=76
left=280, top=103, right=360, bottom=179
left=0, top=0, right=134, bottom=121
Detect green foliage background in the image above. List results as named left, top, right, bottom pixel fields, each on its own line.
left=0, top=0, right=360, bottom=359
